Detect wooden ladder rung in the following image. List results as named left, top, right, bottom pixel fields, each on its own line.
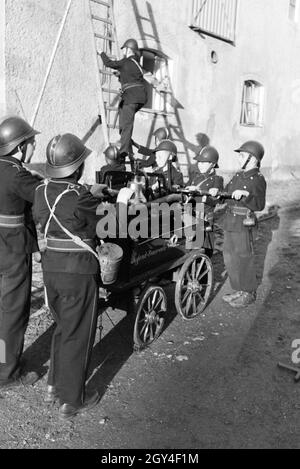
left=107, top=124, right=120, bottom=129
left=139, top=15, right=152, bottom=22
left=102, top=88, right=119, bottom=94
left=143, top=32, right=156, bottom=39
left=95, top=32, right=115, bottom=41
left=105, top=106, right=119, bottom=111
left=99, top=69, right=115, bottom=76
left=92, top=15, right=112, bottom=25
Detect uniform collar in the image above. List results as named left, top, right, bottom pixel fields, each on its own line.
left=196, top=169, right=215, bottom=180
left=202, top=169, right=216, bottom=178
left=0, top=155, right=23, bottom=166
left=239, top=168, right=259, bottom=178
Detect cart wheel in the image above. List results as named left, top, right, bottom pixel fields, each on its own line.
left=133, top=285, right=167, bottom=350
left=175, top=253, right=213, bottom=320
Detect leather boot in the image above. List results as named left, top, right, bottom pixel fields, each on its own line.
left=58, top=391, right=100, bottom=420
left=222, top=291, right=243, bottom=303
left=44, top=385, right=59, bottom=404
left=229, top=291, right=256, bottom=308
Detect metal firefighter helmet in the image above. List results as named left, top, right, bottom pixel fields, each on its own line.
left=194, top=145, right=219, bottom=168
left=104, top=144, right=121, bottom=162
left=0, top=115, right=40, bottom=156
left=153, top=127, right=169, bottom=141
left=121, top=38, right=139, bottom=53
left=46, top=133, right=92, bottom=178
left=234, top=141, right=265, bottom=161
left=154, top=139, right=177, bottom=156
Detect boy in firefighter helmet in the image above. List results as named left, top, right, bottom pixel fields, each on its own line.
left=151, top=140, right=183, bottom=193
left=100, top=38, right=147, bottom=160
left=97, top=144, right=126, bottom=183
left=210, top=141, right=266, bottom=307
left=0, top=115, right=41, bottom=390
left=187, top=145, right=224, bottom=256
left=33, top=133, right=103, bottom=419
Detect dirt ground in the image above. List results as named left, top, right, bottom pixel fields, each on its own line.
left=0, top=179, right=300, bottom=449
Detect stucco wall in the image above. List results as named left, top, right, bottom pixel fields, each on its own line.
left=3, top=0, right=300, bottom=180
left=211, top=0, right=300, bottom=178
left=114, top=0, right=300, bottom=179
left=5, top=0, right=104, bottom=182
left=114, top=0, right=211, bottom=178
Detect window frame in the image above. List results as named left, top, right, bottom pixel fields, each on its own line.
left=240, top=79, right=265, bottom=128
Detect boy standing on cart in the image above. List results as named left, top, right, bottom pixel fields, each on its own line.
left=210, top=141, right=266, bottom=308
left=101, top=38, right=167, bottom=162
left=0, top=115, right=42, bottom=389
left=100, top=39, right=147, bottom=161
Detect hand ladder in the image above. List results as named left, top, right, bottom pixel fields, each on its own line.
left=88, top=0, right=121, bottom=146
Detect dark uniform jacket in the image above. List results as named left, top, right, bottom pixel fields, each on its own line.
left=224, top=168, right=266, bottom=232
left=0, top=156, right=40, bottom=254
left=189, top=169, right=224, bottom=209
left=33, top=178, right=101, bottom=274
left=98, top=162, right=126, bottom=183
left=101, top=52, right=147, bottom=105
left=149, top=165, right=183, bottom=198
left=159, top=165, right=184, bottom=187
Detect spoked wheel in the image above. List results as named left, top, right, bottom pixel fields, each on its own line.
left=133, top=285, right=167, bottom=350
left=175, top=253, right=213, bottom=320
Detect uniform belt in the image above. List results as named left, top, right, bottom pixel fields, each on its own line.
left=0, top=214, right=25, bottom=227
left=121, top=82, right=144, bottom=92
left=228, top=206, right=249, bottom=216
left=46, top=237, right=95, bottom=253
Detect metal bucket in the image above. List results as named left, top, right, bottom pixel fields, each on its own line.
left=98, top=243, right=123, bottom=285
